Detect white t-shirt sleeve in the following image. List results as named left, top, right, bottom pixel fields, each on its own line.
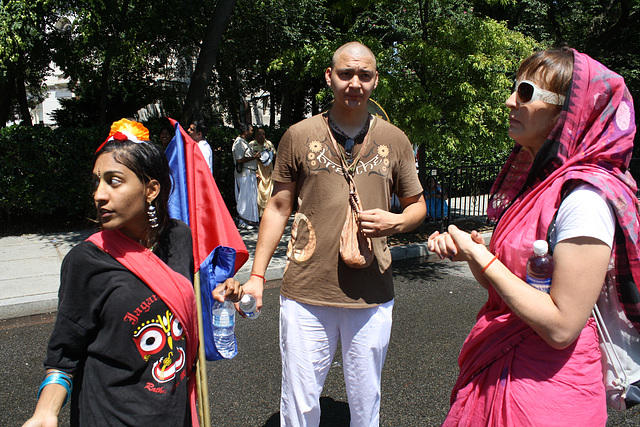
left=232, top=138, right=244, bottom=163
left=550, top=183, right=615, bottom=249
left=198, top=140, right=214, bottom=172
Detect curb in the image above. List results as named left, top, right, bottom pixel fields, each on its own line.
left=0, top=231, right=492, bottom=321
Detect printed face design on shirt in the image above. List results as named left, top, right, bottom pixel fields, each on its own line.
left=307, top=137, right=390, bottom=177
left=133, top=310, right=186, bottom=383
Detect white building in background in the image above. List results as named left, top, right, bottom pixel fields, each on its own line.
left=31, top=66, right=74, bottom=126
left=250, top=91, right=276, bottom=126
left=32, top=64, right=280, bottom=128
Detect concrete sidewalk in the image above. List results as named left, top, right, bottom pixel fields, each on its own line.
left=0, top=221, right=472, bottom=321
left=0, top=230, right=93, bottom=321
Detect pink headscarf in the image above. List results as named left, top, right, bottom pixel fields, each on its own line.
left=488, top=49, right=640, bottom=331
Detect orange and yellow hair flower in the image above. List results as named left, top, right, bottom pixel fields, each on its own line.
left=95, top=118, right=150, bottom=153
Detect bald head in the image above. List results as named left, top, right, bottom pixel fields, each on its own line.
left=325, top=41, right=378, bottom=114
left=331, top=42, right=377, bottom=70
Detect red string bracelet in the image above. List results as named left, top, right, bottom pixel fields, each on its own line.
left=481, top=254, right=499, bottom=275
left=251, top=273, right=266, bottom=282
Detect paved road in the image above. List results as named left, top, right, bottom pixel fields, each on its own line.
left=1, top=258, right=639, bottom=426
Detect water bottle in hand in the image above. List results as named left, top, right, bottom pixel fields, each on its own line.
left=211, top=291, right=237, bottom=358
left=526, top=240, right=554, bottom=293
left=239, top=294, right=260, bottom=319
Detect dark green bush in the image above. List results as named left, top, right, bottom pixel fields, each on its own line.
left=0, top=123, right=289, bottom=235
left=0, top=125, right=105, bottom=234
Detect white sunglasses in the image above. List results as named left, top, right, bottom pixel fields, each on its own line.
left=513, top=80, right=566, bottom=106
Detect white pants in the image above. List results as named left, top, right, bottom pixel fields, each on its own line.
left=279, top=295, right=394, bottom=427
left=234, top=171, right=259, bottom=223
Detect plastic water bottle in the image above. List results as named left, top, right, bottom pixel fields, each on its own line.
left=526, top=240, right=554, bottom=293
left=211, top=292, right=237, bottom=358
left=239, top=294, right=260, bottom=319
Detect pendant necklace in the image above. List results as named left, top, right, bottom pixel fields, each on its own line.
left=328, top=113, right=371, bottom=163
left=325, top=114, right=374, bottom=176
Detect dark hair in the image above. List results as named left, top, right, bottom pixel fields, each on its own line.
left=94, top=141, right=172, bottom=252
left=191, top=119, right=209, bottom=138
left=517, top=47, right=574, bottom=114
left=239, top=123, right=252, bottom=134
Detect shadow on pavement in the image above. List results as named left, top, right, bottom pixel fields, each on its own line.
left=261, top=396, right=350, bottom=426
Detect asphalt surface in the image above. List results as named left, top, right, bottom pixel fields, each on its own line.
left=2, top=258, right=639, bottom=426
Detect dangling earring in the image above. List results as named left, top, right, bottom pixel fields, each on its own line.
left=147, top=203, right=158, bottom=228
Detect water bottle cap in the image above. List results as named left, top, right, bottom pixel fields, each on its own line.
left=241, top=294, right=252, bottom=304
left=533, top=240, right=548, bottom=256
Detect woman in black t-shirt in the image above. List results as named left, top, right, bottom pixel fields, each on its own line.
left=23, top=119, right=213, bottom=427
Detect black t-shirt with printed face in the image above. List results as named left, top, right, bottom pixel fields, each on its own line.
left=45, top=220, right=194, bottom=426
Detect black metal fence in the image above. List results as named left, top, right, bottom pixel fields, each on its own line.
left=424, top=165, right=501, bottom=228
left=425, top=157, right=640, bottom=228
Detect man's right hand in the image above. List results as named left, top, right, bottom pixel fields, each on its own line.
left=241, top=275, right=265, bottom=312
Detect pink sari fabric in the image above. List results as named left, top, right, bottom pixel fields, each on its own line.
left=444, top=50, right=638, bottom=426
left=88, top=230, right=200, bottom=427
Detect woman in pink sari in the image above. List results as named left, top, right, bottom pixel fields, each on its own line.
left=428, top=48, right=640, bottom=426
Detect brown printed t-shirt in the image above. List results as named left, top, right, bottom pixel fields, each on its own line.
left=273, top=113, right=423, bottom=307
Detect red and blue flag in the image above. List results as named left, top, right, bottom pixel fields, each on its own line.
left=165, top=118, right=248, bottom=360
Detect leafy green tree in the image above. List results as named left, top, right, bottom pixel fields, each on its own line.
left=378, top=3, right=538, bottom=168
left=52, top=0, right=188, bottom=126
left=214, top=0, right=334, bottom=128
left=180, top=0, right=237, bottom=126
left=0, top=0, right=56, bottom=127
left=473, top=0, right=640, bottom=149
left=50, top=0, right=238, bottom=127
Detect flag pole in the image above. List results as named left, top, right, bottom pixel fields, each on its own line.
left=194, top=271, right=212, bottom=427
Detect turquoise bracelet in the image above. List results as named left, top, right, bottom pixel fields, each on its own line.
left=38, top=371, right=73, bottom=407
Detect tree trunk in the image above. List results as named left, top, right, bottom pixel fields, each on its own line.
left=269, top=88, right=276, bottom=128
left=280, top=75, right=292, bottom=127
left=292, top=88, right=307, bottom=124
left=16, top=76, right=33, bottom=126
left=310, top=80, right=320, bottom=116
left=180, top=0, right=238, bottom=126
left=269, top=82, right=279, bottom=128
left=98, top=53, right=112, bottom=126
left=227, top=95, right=240, bottom=129
left=0, top=72, right=17, bottom=128
left=13, top=53, right=32, bottom=125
